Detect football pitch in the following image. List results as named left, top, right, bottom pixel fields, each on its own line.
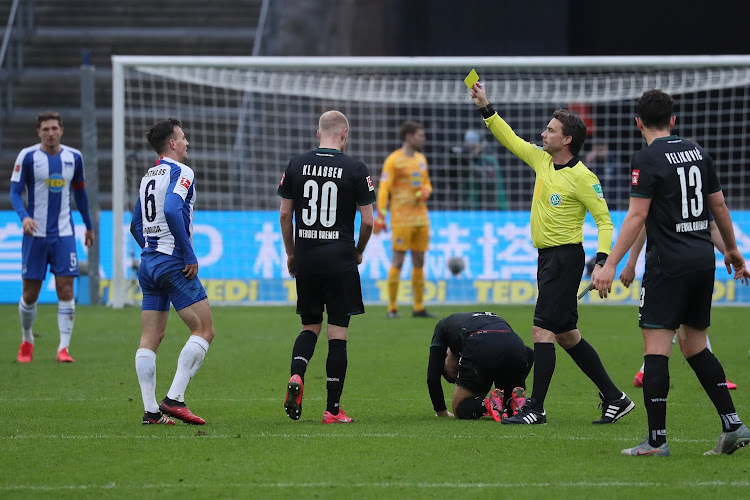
left=1, top=303, right=749, bottom=499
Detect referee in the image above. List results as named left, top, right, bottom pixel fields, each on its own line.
left=469, top=82, right=634, bottom=425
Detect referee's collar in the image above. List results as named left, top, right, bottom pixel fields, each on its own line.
left=553, top=155, right=580, bottom=170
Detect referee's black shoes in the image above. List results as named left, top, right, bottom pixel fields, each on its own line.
left=502, top=399, right=547, bottom=425
left=592, top=392, right=635, bottom=424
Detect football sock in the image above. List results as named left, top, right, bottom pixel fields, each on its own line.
left=325, top=339, right=347, bottom=414
left=135, top=348, right=159, bottom=413
left=167, top=335, right=210, bottom=403
left=57, top=299, right=75, bottom=352
left=19, top=298, right=37, bottom=344
left=564, top=337, right=620, bottom=401
left=638, top=334, right=680, bottom=373
left=456, top=397, right=485, bottom=420
left=530, top=342, right=555, bottom=410
left=412, top=267, right=425, bottom=311
left=686, top=348, right=741, bottom=432
left=290, top=329, right=318, bottom=380
left=643, top=354, right=669, bottom=447
left=387, top=266, right=400, bottom=311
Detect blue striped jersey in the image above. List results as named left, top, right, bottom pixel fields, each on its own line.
left=11, top=144, right=85, bottom=238
left=137, top=157, right=195, bottom=259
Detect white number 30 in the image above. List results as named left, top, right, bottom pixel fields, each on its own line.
left=302, top=180, right=338, bottom=228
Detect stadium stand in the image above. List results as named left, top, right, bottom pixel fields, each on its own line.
left=0, top=0, right=261, bottom=208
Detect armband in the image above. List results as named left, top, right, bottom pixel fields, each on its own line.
left=595, top=252, right=608, bottom=267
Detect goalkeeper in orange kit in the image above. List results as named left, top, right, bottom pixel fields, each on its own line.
left=375, top=121, right=434, bottom=318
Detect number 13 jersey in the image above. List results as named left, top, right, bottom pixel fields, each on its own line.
left=277, top=147, right=376, bottom=276
left=630, top=136, right=721, bottom=276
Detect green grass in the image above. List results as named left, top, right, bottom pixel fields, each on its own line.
left=1, top=304, right=750, bottom=499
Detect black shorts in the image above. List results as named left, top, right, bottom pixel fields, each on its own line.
left=534, top=244, right=583, bottom=334
left=456, top=331, right=534, bottom=397
left=295, top=268, right=365, bottom=327
left=640, top=267, right=713, bottom=330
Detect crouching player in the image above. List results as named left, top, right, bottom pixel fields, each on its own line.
left=427, top=312, right=534, bottom=420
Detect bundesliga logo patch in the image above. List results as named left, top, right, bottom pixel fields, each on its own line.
left=632, top=169, right=640, bottom=185
left=180, top=177, right=191, bottom=189
left=366, top=176, right=374, bottom=191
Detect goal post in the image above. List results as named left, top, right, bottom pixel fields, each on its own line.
left=110, top=55, right=750, bottom=308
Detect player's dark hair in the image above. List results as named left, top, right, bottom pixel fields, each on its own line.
left=552, top=109, right=587, bottom=156
left=636, top=89, right=674, bottom=130
left=400, top=120, right=423, bottom=142
left=146, top=118, right=182, bottom=154
left=37, top=111, right=62, bottom=128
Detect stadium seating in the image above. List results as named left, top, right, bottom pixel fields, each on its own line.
left=0, top=0, right=261, bottom=208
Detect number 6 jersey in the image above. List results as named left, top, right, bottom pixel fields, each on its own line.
left=277, top=147, right=376, bottom=275
left=133, top=157, right=196, bottom=263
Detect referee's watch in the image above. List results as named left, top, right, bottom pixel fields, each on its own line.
left=595, top=252, right=608, bottom=267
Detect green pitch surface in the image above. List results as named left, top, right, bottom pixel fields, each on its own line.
left=1, top=304, right=749, bottom=499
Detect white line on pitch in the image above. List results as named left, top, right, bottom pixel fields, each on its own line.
left=2, top=480, right=750, bottom=492
left=0, top=433, right=716, bottom=443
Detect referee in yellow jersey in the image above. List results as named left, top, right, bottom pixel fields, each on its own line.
left=469, top=82, right=634, bottom=425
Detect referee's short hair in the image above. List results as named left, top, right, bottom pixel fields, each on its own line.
left=147, top=118, right=182, bottom=155
left=636, top=89, right=674, bottom=130
left=553, top=109, right=587, bottom=156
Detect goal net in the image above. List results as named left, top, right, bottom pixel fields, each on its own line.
left=110, top=55, right=750, bottom=307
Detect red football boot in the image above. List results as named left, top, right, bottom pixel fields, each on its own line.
left=159, top=398, right=205, bottom=425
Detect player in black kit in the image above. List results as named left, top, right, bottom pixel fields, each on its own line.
left=594, top=89, right=750, bottom=457
left=278, top=110, right=376, bottom=424
left=427, top=312, right=534, bottom=421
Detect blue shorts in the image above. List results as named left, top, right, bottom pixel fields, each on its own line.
left=138, top=253, right=207, bottom=312
left=22, top=234, right=79, bottom=280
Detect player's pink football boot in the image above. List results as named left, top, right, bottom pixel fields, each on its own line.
left=726, top=379, right=738, bottom=390
left=17, top=341, right=33, bottom=363
left=633, top=371, right=644, bottom=388
left=483, top=388, right=504, bottom=422
left=509, top=387, right=527, bottom=417
left=56, top=347, right=74, bottom=363
left=159, top=398, right=206, bottom=425
left=284, top=374, right=304, bottom=420
left=322, top=409, right=353, bottom=424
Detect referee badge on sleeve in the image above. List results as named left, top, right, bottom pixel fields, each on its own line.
left=592, top=183, right=604, bottom=199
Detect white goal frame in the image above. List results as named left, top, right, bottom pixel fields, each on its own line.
left=111, top=54, right=750, bottom=308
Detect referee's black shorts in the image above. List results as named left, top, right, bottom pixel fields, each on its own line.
left=640, top=266, right=713, bottom=330
left=533, top=243, right=584, bottom=334
left=456, top=326, right=534, bottom=398
left=295, top=268, right=365, bottom=327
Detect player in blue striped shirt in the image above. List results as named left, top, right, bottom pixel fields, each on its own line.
left=130, top=118, right=214, bottom=426
left=10, top=111, right=93, bottom=363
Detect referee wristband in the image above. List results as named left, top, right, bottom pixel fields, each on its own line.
left=595, top=252, right=608, bottom=267
left=478, top=104, right=496, bottom=119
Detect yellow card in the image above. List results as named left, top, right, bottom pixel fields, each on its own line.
left=464, top=69, right=479, bottom=89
